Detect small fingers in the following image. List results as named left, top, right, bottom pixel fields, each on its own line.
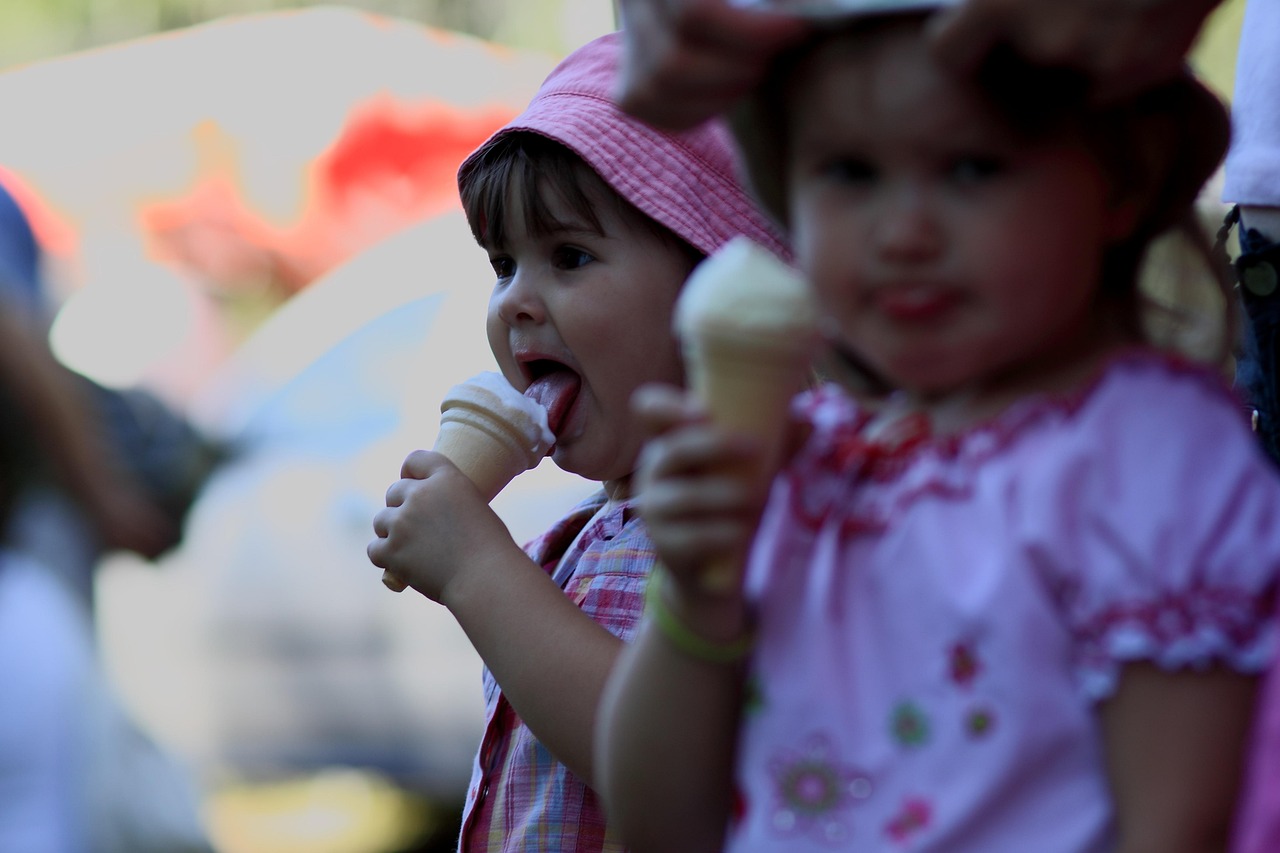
left=638, top=418, right=759, bottom=482
left=632, top=383, right=707, bottom=439
left=400, top=448, right=439, bottom=479
left=367, top=523, right=389, bottom=567
left=640, top=466, right=758, bottom=523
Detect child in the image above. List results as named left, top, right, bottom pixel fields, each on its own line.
left=365, top=32, right=787, bottom=851
left=595, top=3, right=1280, bottom=851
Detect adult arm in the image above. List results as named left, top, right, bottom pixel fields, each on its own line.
left=614, top=0, right=808, bottom=130
left=0, top=307, right=174, bottom=557
left=613, top=0, right=1223, bottom=130
left=928, top=0, right=1225, bottom=103
left=1101, top=662, right=1256, bottom=853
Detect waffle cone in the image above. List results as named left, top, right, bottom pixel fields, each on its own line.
left=686, top=329, right=813, bottom=472
left=383, top=375, right=550, bottom=593
left=685, top=328, right=815, bottom=592
left=433, top=407, right=541, bottom=502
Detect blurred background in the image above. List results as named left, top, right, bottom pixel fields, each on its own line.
left=0, top=1, right=1249, bottom=851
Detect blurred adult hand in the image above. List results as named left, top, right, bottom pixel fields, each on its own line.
left=928, top=0, right=1225, bottom=103
left=614, top=0, right=1223, bottom=131
left=84, top=478, right=181, bottom=561
left=615, top=0, right=808, bottom=130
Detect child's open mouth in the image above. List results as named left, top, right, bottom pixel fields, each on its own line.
left=523, top=359, right=582, bottom=438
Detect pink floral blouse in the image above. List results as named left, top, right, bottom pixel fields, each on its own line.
left=729, top=350, right=1280, bottom=852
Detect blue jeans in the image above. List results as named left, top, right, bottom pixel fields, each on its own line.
left=1235, top=220, right=1280, bottom=467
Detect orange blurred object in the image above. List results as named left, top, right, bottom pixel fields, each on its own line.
left=0, top=7, right=556, bottom=294
left=139, top=96, right=517, bottom=292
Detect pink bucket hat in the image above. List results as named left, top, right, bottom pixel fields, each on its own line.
left=456, top=32, right=789, bottom=260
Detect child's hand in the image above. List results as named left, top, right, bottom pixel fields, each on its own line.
left=633, top=383, right=768, bottom=594
left=367, top=450, right=519, bottom=603
left=929, top=0, right=1222, bottom=104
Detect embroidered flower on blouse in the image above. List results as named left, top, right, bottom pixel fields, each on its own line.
left=768, top=733, right=873, bottom=844
left=885, top=797, right=932, bottom=844
left=965, top=706, right=996, bottom=739
left=948, top=641, right=982, bottom=688
left=891, top=702, right=931, bottom=748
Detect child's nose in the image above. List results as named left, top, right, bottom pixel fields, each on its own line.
left=493, top=268, right=547, bottom=326
left=874, top=188, right=943, bottom=262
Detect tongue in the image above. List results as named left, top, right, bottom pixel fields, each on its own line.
left=525, top=370, right=581, bottom=437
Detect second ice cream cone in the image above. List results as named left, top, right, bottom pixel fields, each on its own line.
left=686, top=330, right=814, bottom=591
left=674, top=236, right=819, bottom=593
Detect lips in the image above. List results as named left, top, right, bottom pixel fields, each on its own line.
left=522, top=360, right=582, bottom=438
left=872, top=283, right=961, bottom=323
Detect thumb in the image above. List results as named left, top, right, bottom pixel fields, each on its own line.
left=400, top=448, right=455, bottom=479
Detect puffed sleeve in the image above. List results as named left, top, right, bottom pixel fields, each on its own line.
left=1016, top=361, right=1280, bottom=701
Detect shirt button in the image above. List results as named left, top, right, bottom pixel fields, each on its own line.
left=1243, top=260, right=1278, bottom=297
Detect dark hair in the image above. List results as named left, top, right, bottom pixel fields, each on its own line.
left=457, top=132, right=704, bottom=267
left=733, top=14, right=1233, bottom=364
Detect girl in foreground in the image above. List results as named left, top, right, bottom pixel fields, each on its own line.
left=596, top=3, right=1280, bottom=851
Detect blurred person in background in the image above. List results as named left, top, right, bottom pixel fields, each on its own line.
left=1223, top=2, right=1280, bottom=850
left=0, top=179, right=226, bottom=616
left=0, top=179, right=216, bottom=850
left=1220, top=0, right=1280, bottom=469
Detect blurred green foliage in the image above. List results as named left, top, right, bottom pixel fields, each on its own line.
left=0, top=0, right=1243, bottom=94
left=1193, top=0, right=1245, bottom=101
left=0, top=0, right=617, bottom=70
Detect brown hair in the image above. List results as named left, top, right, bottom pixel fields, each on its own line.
left=458, top=131, right=703, bottom=268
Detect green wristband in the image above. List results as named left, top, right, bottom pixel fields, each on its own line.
left=644, top=568, right=754, bottom=665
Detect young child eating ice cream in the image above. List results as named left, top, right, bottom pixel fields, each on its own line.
left=366, top=31, right=787, bottom=851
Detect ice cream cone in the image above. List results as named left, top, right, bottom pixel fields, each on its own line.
left=675, top=237, right=819, bottom=592
left=686, top=328, right=814, bottom=478
left=382, top=372, right=553, bottom=592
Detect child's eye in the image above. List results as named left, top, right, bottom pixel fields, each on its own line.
left=553, top=246, right=594, bottom=270
left=489, top=255, right=515, bottom=280
left=820, top=157, right=876, bottom=185
left=948, top=155, right=1003, bottom=184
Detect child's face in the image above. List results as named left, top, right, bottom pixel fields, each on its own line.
left=784, top=21, right=1130, bottom=399
left=484, top=176, right=692, bottom=491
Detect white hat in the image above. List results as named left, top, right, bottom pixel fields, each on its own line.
left=729, top=0, right=957, bottom=17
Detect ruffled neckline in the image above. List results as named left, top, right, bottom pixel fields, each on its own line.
left=785, top=347, right=1236, bottom=533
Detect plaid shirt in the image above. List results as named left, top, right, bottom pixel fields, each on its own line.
left=457, top=490, right=653, bottom=852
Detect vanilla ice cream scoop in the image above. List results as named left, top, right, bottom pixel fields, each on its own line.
left=382, top=371, right=553, bottom=592
left=677, top=235, right=819, bottom=350
left=675, top=236, right=819, bottom=591
left=437, top=371, right=556, bottom=478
